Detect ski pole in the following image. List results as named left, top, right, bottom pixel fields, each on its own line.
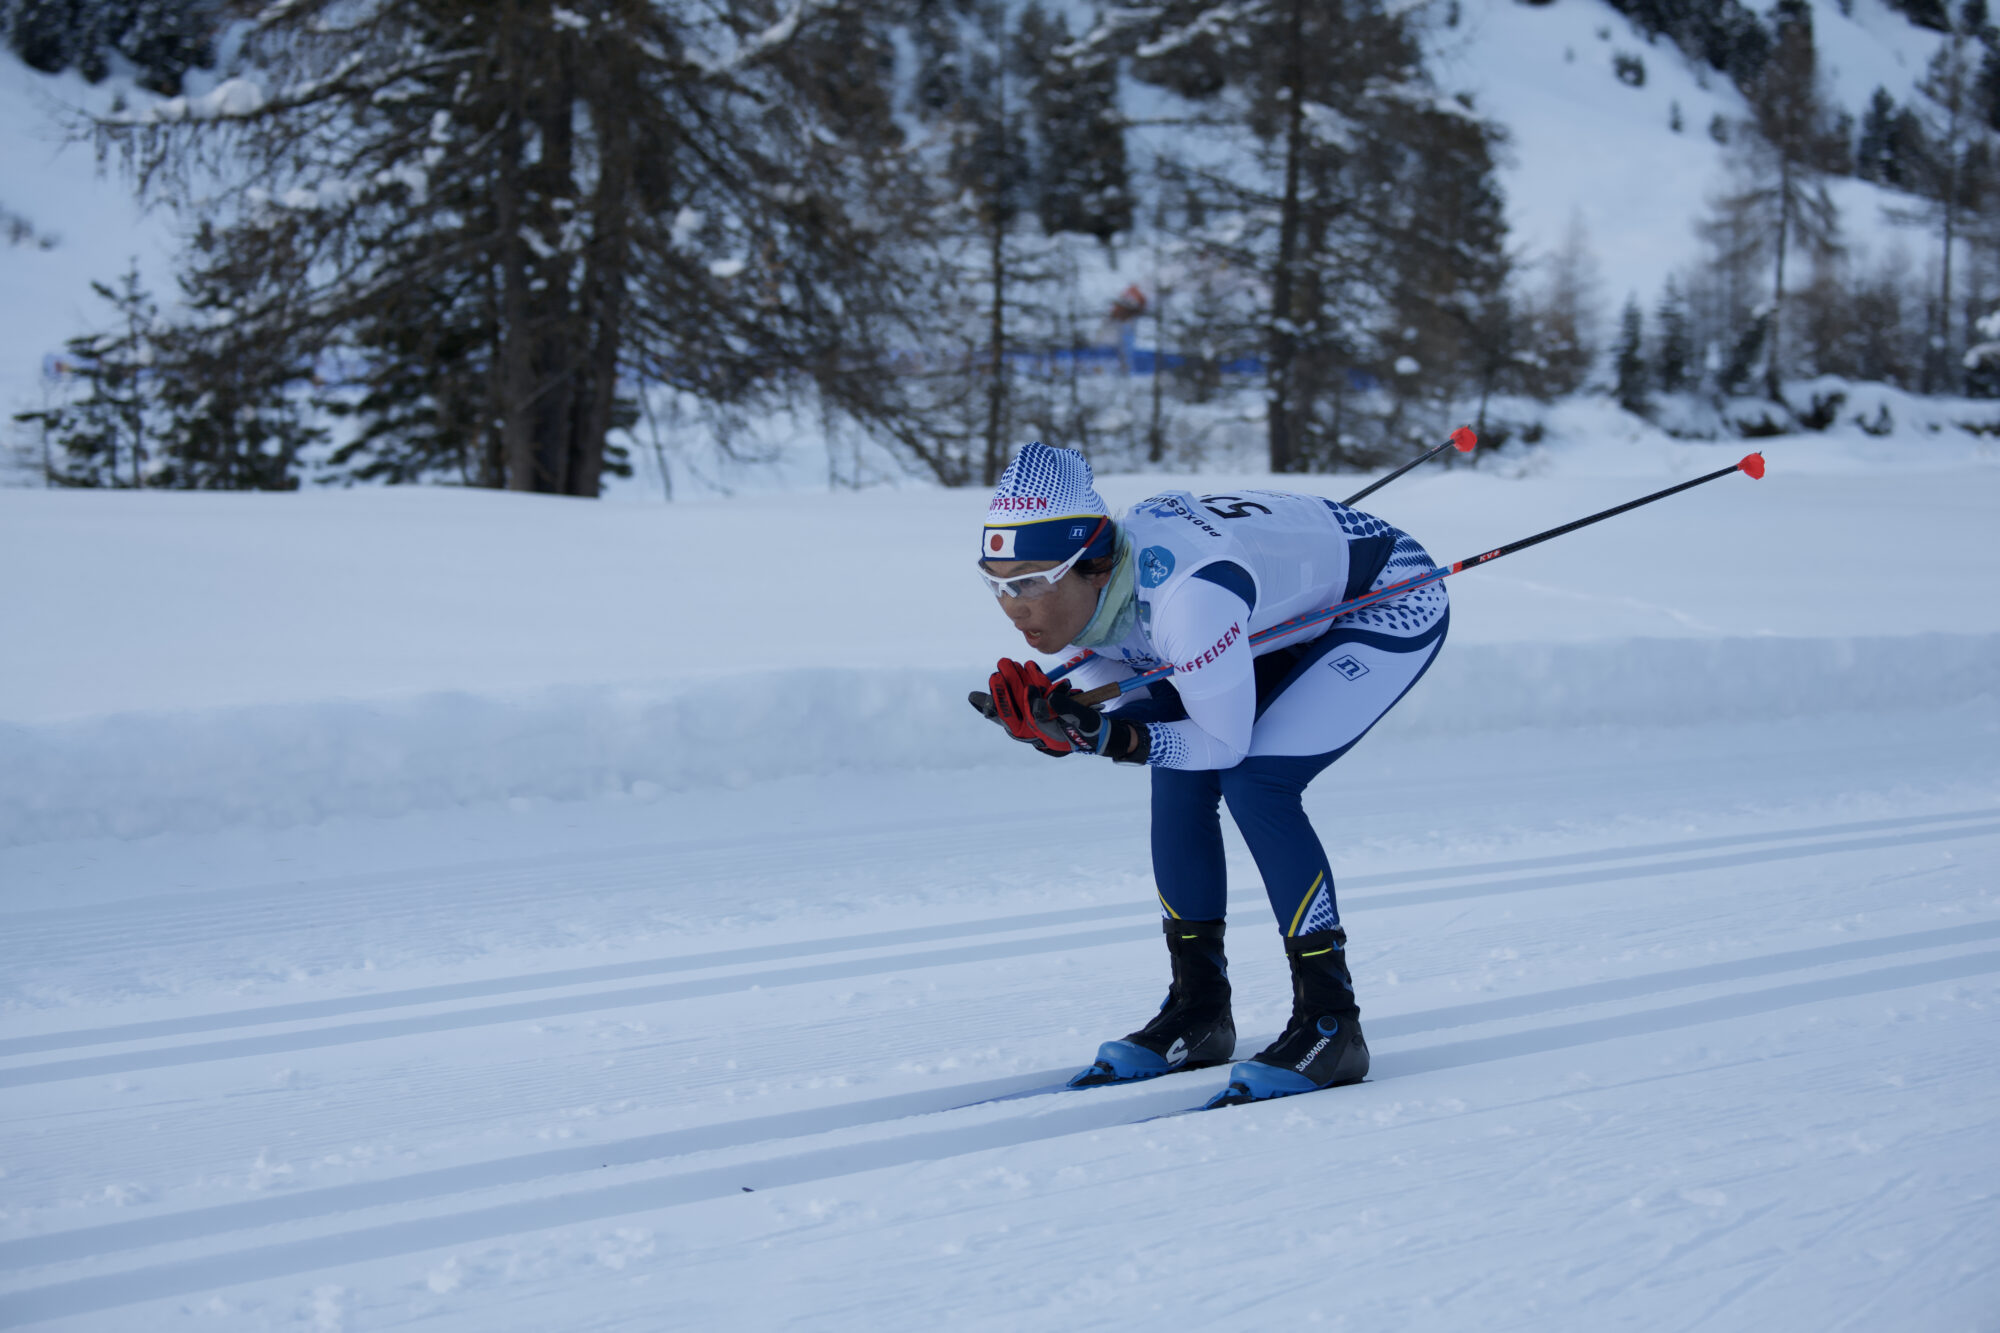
left=1341, top=425, right=1478, bottom=507
left=1070, top=452, right=1766, bottom=706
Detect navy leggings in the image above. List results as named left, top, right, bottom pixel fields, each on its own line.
left=1149, top=595, right=1448, bottom=934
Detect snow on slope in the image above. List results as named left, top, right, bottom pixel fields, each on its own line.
left=1444, top=0, right=1949, bottom=306
left=4, top=422, right=1998, bottom=846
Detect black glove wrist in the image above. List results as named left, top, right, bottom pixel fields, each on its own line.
left=1104, top=717, right=1150, bottom=765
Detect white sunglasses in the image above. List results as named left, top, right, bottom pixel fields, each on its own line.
left=977, top=517, right=1109, bottom=599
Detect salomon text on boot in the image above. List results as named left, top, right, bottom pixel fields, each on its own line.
left=1071, top=918, right=1236, bottom=1087
left=1208, top=927, right=1368, bottom=1106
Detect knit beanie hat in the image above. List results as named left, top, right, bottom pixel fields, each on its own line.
left=979, top=442, right=1115, bottom=563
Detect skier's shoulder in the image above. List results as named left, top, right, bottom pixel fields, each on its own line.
left=1121, top=492, right=1247, bottom=594
left=1119, top=489, right=1219, bottom=541
left=1113, top=504, right=1254, bottom=631
left=1315, top=494, right=1397, bottom=540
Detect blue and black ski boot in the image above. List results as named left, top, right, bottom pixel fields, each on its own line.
left=1207, top=926, right=1368, bottom=1106
left=1070, top=918, right=1235, bottom=1087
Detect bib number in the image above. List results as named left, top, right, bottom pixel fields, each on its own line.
left=1199, top=495, right=1273, bottom=521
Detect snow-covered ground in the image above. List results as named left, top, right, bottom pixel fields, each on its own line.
left=3, top=427, right=1997, bottom=1328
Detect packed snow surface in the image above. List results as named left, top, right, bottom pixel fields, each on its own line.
left=2, top=426, right=1998, bottom=1328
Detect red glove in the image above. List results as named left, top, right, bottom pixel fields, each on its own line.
left=968, top=659, right=1148, bottom=763
left=967, top=659, right=1073, bottom=756
left=992, top=659, right=1068, bottom=751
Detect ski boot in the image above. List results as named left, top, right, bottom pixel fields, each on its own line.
left=1207, top=926, right=1368, bottom=1107
left=1070, top=918, right=1236, bottom=1087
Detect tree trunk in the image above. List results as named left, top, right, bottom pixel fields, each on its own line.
left=1266, top=0, right=1307, bottom=473
left=983, top=204, right=1007, bottom=486
left=1940, top=200, right=1957, bottom=392
left=1938, top=119, right=1961, bottom=395
left=496, top=0, right=538, bottom=492
left=125, top=301, right=145, bottom=486
left=569, top=45, right=639, bottom=499
left=1768, top=163, right=1790, bottom=404
left=529, top=39, right=579, bottom=495
left=1933, top=35, right=1966, bottom=395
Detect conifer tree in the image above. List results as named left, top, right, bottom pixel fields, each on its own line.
left=1614, top=295, right=1649, bottom=414
left=1885, top=0, right=1952, bottom=30
left=11, top=263, right=157, bottom=487
left=1710, top=0, right=1845, bottom=401
left=5, top=0, right=215, bottom=93
left=1516, top=213, right=1604, bottom=399
left=1092, top=0, right=1508, bottom=471
left=959, top=1, right=1038, bottom=485
left=1717, top=311, right=1769, bottom=396
left=904, top=0, right=1051, bottom=486
left=1017, top=2, right=1132, bottom=248
left=1857, top=87, right=1928, bottom=188
left=97, top=0, right=936, bottom=494
left=1893, top=8, right=1998, bottom=390
left=1602, top=0, right=1770, bottom=89
left=148, top=222, right=321, bottom=489
left=1655, top=276, right=1693, bottom=393
left=1977, top=36, right=2000, bottom=131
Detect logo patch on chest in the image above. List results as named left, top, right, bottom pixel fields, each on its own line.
left=1138, top=545, right=1176, bottom=588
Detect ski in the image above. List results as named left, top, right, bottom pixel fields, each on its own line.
left=1130, top=1075, right=1375, bottom=1121
left=943, top=1080, right=1078, bottom=1113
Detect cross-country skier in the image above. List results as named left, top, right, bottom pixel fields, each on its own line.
left=969, top=442, right=1449, bottom=1105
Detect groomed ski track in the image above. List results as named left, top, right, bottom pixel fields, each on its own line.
left=2, top=705, right=1997, bottom=1330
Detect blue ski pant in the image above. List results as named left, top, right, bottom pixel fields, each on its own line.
left=1150, top=562, right=1449, bottom=935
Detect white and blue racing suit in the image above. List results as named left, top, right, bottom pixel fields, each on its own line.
left=1057, top=490, right=1449, bottom=933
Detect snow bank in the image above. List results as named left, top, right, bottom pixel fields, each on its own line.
left=5, top=456, right=1997, bottom=846
left=5, top=632, right=1994, bottom=846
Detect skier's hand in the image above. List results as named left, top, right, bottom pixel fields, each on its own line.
left=1031, top=684, right=1151, bottom=764
left=969, top=659, right=1068, bottom=756
left=967, top=660, right=1149, bottom=764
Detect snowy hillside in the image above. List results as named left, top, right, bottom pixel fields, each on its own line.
left=1441, top=0, right=1949, bottom=305
left=2, top=423, right=1996, bottom=1327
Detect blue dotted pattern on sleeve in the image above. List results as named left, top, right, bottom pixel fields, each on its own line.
left=1146, top=723, right=1190, bottom=769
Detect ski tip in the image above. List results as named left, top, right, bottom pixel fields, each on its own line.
left=1069, top=1060, right=1148, bottom=1089
left=1204, top=1082, right=1254, bottom=1110
left=1450, top=425, right=1477, bottom=452
left=1739, top=452, right=1766, bottom=480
